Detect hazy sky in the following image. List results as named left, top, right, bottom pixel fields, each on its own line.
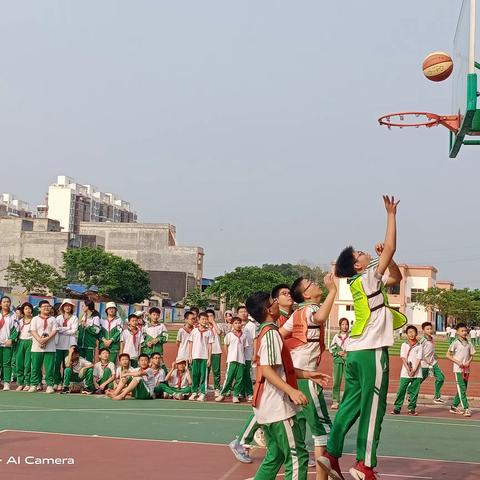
left=1, top=1, right=479, bottom=286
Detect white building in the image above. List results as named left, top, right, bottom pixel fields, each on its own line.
left=0, top=193, right=32, bottom=218
left=39, top=176, right=137, bottom=233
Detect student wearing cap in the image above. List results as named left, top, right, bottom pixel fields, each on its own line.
left=99, top=302, right=123, bottom=363
left=54, top=299, right=79, bottom=391
left=62, top=345, right=95, bottom=394
left=142, top=307, right=168, bottom=356
left=155, top=357, right=192, bottom=399
left=78, top=300, right=101, bottom=363
left=29, top=300, right=57, bottom=393
left=0, top=295, right=18, bottom=391
left=15, top=302, right=34, bottom=391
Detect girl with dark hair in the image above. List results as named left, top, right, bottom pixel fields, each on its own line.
left=77, top=300, right=100, bottom=362
left=0, top=296, right=18, bottom=391
left=16, top=302, right=34, bottom=391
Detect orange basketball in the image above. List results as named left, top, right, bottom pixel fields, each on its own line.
left=422, top=51, right=453, bottom=82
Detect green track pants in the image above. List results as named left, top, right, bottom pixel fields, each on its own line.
left=254, top=416, right=309, bottom=480
left=241, top=359, right=253, bottom=397
left=327, top=347, right=389, bottom=468
left=191, top=358, right=208, bottom=394
left=63, top=366, right=95, bottom=391
left=452, top=372, right=469, bottom=410
left=54, top=349, right=68, bottom=385
left=220, top=361, right=244, bottom=397
left=332, top=362, right=345, bottom=403
left=0, top=347, right=13, bottom=382
left=78, top=347, right=95, bottom=363
left=238, top=413, right=261, bottom=446
left=208, top=353, right=222, bottom=390
left=15, top=339, right=32, bottom=386
left=407, top=364, right=445, bottom=399
left=154, top=383, right=192, bottom=397
left=394, top=377, right=422, bottom=411
left=31, top=351, right=56, bottom=387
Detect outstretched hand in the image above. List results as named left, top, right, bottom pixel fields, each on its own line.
left=383, top=195, right=400, bottom=215
left=323, top=272, right=336, bottom=292
left=308, top=371, right=331, bottom=388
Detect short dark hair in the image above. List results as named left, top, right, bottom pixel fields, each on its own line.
left=138, top=353, right=150, bottom=361
left=290, top=277, right=306, bottom=304
left=272, top=284, right=291, bottom=299
left=245, top=292, right=270, bottom=323
left=190, top=306, right=200, bottom=314
left=149, top=307, right=161, bottom=315
left=151, top=352, right=162, bottom=358
left=99, top=348, right=110, bottom=354
left=456, top=322, right=467, bottom=329
left=232, top=316, right=242, bottom=323
left=184, top=310, right=194, bottom=320
left=128, top=314, right=138, bottom=321
left=20, top=302, right=33, bottom=314
left=237, top=305, right=247, bottom=313
left=205, top=309, right=215, bottom=316
left=119, top=353, right=130, bottom=360
left=198, top=312, right=208, bottom=320
left=406, top=325, right=418, bottom=334
left=335, top=246, right=356, bottom=278
left=38, top=300, right=51, bottom=308
left=421, top=322, right=432, bottom=330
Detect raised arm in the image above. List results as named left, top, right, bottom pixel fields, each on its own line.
left=312, top=273, right=337, bottom=324
left=377, top=195, right=400, bottom=276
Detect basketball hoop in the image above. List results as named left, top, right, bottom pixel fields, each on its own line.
left=378, top=111, right=460, bottom=133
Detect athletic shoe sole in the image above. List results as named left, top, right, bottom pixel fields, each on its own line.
left=316, top=457, right=344, bottom=480
left=349, top=467, right=368, bottom=480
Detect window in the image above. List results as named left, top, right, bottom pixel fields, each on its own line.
left=387, top=284, right=400, bottom=295
left=345, top=305, right=354, bottom=311
left=410, top=288, right=425, bottom=303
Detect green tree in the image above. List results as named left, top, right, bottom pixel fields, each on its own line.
left=183, top=288, right=210, bottom=310
left=63, top=247, right=151, bottom=304
left=262, top=263, right=328, bottom=287
left=6, top=258, right=64, bottom=295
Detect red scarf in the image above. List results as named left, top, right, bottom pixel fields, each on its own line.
left=63, top=315, right=69, bottom=327
left=339, top=332, right=349, bottom=348
left=406, top=340, right=418, bottom=361
left=0, top=314, right=5, bottom=330
left=130, top=327, right=139, bottom=345
left=232, top=329, right=243, bottom=338
left=41, top=315, right=49, bottom=331
left=176, top=371, right=183, bottom=388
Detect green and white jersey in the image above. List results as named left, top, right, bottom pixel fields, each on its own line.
left=93, top=361, right=115, bottom=378
left=400, top=341, right=423, bottom=378
left=448, top=338, right=476, bottom=373
left=224, top=331, right=249, bottom=364
left=419, top=335, right=437, bottom=368
left=31, top=316, right=57, bottom=353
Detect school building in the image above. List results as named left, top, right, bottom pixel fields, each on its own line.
left=331, top=264, right=454, bottom=332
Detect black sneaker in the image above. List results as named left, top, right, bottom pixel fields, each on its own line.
left=390, top=409, right=400, bottom=415
left=60, top=386, right=70, bottom=394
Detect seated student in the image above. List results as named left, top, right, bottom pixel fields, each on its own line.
left=150, top=352, right=167, bottom=393
left=142, top=307, right=168, bottom=356
left=110, top=354, right=156, bottom=401
left=107, top=353, right=134, bottom=394
left=62, top=346, right=95, bottom=394
left=215, top=316, right=249, bottom=403
left=93, top=348, right=116, bottom=394
left=155, top=358, right=192, bottom=400
left=120, top=314, right=143, bottom=368
left=391, top=325, right=423, bottom=416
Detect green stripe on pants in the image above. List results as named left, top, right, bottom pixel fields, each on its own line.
left=15, top=339, right=32, bottom=386
left=332, top=362, right=345, bottom=403
left=191, top=358, right=208, bottom=394
left=241, top=360, right=253, bottom=397
left=394, top=377, right=421, bottom=411
left=254, top=416, right=308, bottom=480
left=409, top=364, right=445, bottom=399
left=238, top=413, right=261, bottom=446
left=208, top=353, right=222, bottom=390
left=220, top=361, right=244, bottom=397
left=31, top=351, right=56, bottom=387
left=327, top=347, right=389, bottom=468
left=54, top=349, right=68, bottom=385
left=453, top=372, right=469, bottom=409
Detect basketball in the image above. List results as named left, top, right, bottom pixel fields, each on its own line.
left=422, top=51, right=453, bottom=82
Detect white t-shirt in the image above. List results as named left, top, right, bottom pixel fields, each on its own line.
left=55, top=315, right=79, bottom=350
left=449, top=328, right=457, bottom=338
left=224, top=331, right=249, bottom=364
left=470, top=329, right=477, bottom=340
left=329, top=333, right=350, bottom=352
left=121, top=329, right=144, bottom=359
left=347, top=265, right=393, bottom=352
left=243, top=320, right=257, bottom=361
left=115, top=366, right=135, bottom=380
left=144, top=324, right=168, bottom=342
left=168, top=369, right=190, bottom=389
left=0, top=312, right=17, bottom=345
left=176, top=327, right=193, bottom=360
left=210, top=326, right=223, bottom=355
left=152, top=367, right=166, bottom=386
left=31, top=316, right=57, bottom=353
left=400, top=342, right=423, bottom=378
left=18, top=319, right=33, bottom=340
left=283, top=305, right=321, bottom=371
left=448, top=339, right=476, bottom=373
left=139, top=368, right=156, bottom=397
left=419, top=335, right=437, bottom=368
left=188, top=328, right=214, bottom=359
left=69, top=357, right=92, bottom=374
left=253, top=326, right=298, bottom=425
left=93, top=361, right=115, bottom=379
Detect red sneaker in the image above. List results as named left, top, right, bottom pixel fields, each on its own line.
left=349, top=461, right=378, bottom=480
left=317, top=452, right=345, bottom=480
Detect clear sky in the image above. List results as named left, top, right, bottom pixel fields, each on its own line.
left=1, top=1, right=479, bottom=286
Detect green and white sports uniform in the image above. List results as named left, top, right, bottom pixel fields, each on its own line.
left=209, top=323, right=228, bottom=392
left=189, top=328, right=214, bottom=395
left=132, top=367, right=156, bottom=400
left=327, top=259, right=406, bottom=468
left=241, top=319, right=257, bottom=398
left=0, top=312, right=18, bottom=383
left=54, top=314, right=78, bottom=385
left=93, top=360, right=115, bottom=388
left=99, top=317, right=123, bottom=363
left=63, top=356, right=94, bottom=391
left=393, top=341, right=423, bottom=411
left=329, top=333, right=349, bottom=404
left=77, top=315, right=100, bottom=362
left=30, top=315, right=57, bottom=388
left=253, top=326, right=308, bottom=480
left=220, top=331, right=249, bottom=397
left=121, top=329, right=143, bottom=368
left=142, top=324, right=168, bottom=356
left=16, top=319, right=33, bottom=387
left=449, top=338, right=476, bottom=410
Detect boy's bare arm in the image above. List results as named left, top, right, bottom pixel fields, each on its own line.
left=377, top=196, right=400, bottom=276
left=312, top=273, right=337, bottom=324
left=446, top=350, right=462, bottom=367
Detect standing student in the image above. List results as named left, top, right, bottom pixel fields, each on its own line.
left=248, top=291, right=330, bottom=480
left=62, top=345, right=95, bottom=394
left=30, top=300, right=58, bottom=394
left=77, top=300, right=100, bottom=363
left=391, top=325, right=423, bottom=415
left=410, top=322, right=445, bottom=404
left=93, top=348, right=116, bottom=393
left=120, top=314, right=143, bottom=368
left=447, top=323, right=475, bottom=417
left=215, top=316, right=249, bottom=403
left=469, top=327, right=477, bottom=348
left=189, top=306, right=200, bottom=326
left=54, top=299, right=79, bottom=391
left=318, top=195, right=406, bottom=480
left=207, top=308, right=224, bottom=396
left=329, top=318, right=350, bottom=410
left=15, top=302, right=34, bottom=391
left=239, top=305, right=256, bottom=401
left=449, top=325, right=457, bottom=345
left=99, top=302, right=123, bottom=363
left=0, top=296, right=18, bottom=391
left=188, top=312, right=213, bottom=401
left=176, top=311, right=195, bottom=363
left=142, top=307, right=168, bottom=356
left=111, top=354, right=156, bottom=401
left=280, top=274, right=337, bottom=480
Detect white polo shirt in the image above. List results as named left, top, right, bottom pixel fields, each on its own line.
left=18, top=319, right=33, bottom=341
left=169, top=369, right=190, bottom=389
left=448, top=339, right=476, bottom=373
left=115, top=366, right=135, bottom=380
left=0, top=312, right=17, bottom=345
left=55, top=315, right=79, bottom=350
left=400, top=341, right=423, bottom=378
left=253, top=327, right=298, bottom=425
left=210, top=326, right=223, bottom=355
left=224, top=331, right=249, bottom=364
left=121, top=329, right=144, bottom=360
left=31, top=315, right=57, bottom=353
left=145, top=324, right=168, bottom=341
left=69, top=357, right=92, bottom=374
left=152, top=367, right=166, bottom=386
left=419, top=335, right=437, bottom=368
left=176, top=327, right=193, bottom=360
left=138, top=368, right=156, bottom=397
left=243, top=320, right=257, bottom=361
left=188, top=327, right=214, bottom=360
left=93, top=361, right=115, bottom=378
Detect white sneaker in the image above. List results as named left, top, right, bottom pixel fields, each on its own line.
left=464, top=409, right=472, bottom=417
left=197, top=393, right=206, bottom=402
left=3, top=382, right=10, bottom=391
left=232, top=396, right=240, bottom=403
left=27, top=386, right=36, bottom=393
left=215, top=395, right=225, bottom=402
left=15, top=385, right=23, bottom=391
left=36, top=385, right=42, bottom=391
left=53, top=384, right=58, bottom=390
left=214, top=389, right=221, bottom=397
left=45, top=386, right=55, bottom=394
left=188, top=393, right=198, bottom=401
left=246, top=395, right=253, bottom=402
left=433, top=397, right=445, bottom=404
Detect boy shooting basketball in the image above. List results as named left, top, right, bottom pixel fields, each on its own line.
left=318, top=195, right=406, bottom=480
